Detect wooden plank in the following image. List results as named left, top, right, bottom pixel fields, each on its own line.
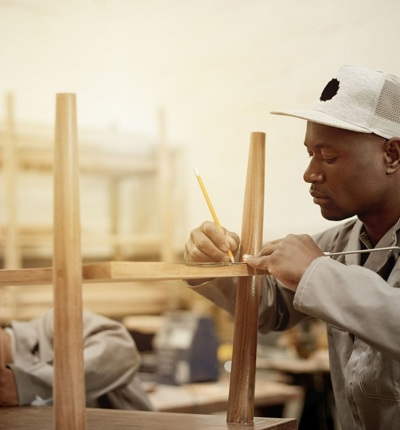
left=0, top=149, right=158, bottom=176
left=0, top=267, right=52, bottom=285
left=3, top=93, right=21, bottom=268
left=227, top=132, right=266, bottom=424
left=0, top=262, right=268, bottom=286
left=0, top=282, right=172, bottom=323
left=0, top=407, right=297, bottom=430
left=53, top=93, right=86, bottom=430
left=88, top=261, right=267, bottom=281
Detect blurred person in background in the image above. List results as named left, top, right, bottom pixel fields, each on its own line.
left=0, top=308, right=153, bottom=411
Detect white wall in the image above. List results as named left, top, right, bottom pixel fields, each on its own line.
left=1, top=0, right=399, bottom=248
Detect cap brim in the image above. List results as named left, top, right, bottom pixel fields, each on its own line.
left=270, top=109, right=372, bottom=134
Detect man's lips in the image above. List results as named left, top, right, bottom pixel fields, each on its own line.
left=310, top=189, right=330, bottom=203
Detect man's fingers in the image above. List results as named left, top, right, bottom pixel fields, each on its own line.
left=185, top=222, right=232, bottom=262
left=201, top=221, right=231, bottom=252
left=243, top=254, right=268, bottom=269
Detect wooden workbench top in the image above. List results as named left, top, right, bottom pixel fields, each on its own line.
left=149, top=378, right=303, bottom=414
left=0, top=407, right=297, bottom=430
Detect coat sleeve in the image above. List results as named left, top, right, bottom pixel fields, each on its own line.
left=294, top=256, right=400, bottom=359
left=189, top=275, right=308, bottom=333
left=80, top=310, right=143, bottom=403
left=187, top=222, right=358, bottom=333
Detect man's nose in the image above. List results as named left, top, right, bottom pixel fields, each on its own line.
left=303, top=160, right=323, bottom=183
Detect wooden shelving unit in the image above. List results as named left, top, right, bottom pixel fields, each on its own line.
left=0, top=93, right=184, bottom=322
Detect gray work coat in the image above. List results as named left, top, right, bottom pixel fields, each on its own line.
left=7, top=309, right=154, bottom=411
left=191, top=218, right=400, bottom=430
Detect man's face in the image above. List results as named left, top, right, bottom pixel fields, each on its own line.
left=303, top=122, right=389, bottom=222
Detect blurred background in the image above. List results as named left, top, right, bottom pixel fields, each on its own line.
left=2, top=0, right=399, bottom=244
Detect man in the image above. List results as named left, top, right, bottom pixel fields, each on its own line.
left=0, top=308, right=153, bottom=411
left=184, top=65, right=400, bottom=430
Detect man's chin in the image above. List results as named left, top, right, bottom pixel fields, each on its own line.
left=320, top=208, right=353, bottom=222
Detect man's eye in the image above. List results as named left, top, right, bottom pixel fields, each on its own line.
left=324, top=158, right=337, bottom=164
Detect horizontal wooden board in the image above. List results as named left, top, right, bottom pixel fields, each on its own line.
left=0, top=261, right=268, bottom=286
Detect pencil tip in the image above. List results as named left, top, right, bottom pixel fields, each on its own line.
left=193, top=166, right=199, bottom=176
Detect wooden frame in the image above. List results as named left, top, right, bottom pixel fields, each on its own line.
left=0, top=94, right=296, bottom=430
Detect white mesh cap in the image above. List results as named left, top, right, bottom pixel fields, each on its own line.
left=271, top=65, right=400, bottom=139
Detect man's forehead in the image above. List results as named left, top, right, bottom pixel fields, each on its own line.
left=305, top=121, right=367, bottom=140
left=303, top=140, right=335, bottom=149
left=304, top=123, right=386, bottom=152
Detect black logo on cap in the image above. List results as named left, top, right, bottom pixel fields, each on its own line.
left=320, top=78, right=340, bottom=102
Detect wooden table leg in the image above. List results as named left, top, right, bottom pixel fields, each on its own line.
left=53, top=93, right=86, bottom=430
left=227, top=132, right=266, bottom=424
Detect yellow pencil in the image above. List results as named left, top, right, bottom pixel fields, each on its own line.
left=193, top=167, right=235, bottom=263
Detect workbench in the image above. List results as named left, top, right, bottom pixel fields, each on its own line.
left=0, top=407, right=297, bottom=430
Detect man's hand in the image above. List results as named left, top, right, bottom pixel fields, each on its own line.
left=184, top=221, right=240, bottom=263
left=243, top=234, right=324, bottom=291
left=184, top=221, right=240, bottom=285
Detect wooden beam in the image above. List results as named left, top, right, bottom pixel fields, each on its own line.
left=0, top=261, right=268, bottom=286
left=227, top=132, right=266, bottom=424
left=53, top=93, right=86, bottom=430
left=3, top=93, right=21, bottom=268
left=0, top=149, right=158, bottom=175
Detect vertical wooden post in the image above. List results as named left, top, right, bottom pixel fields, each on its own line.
left=4, top=93, right=21, bottom=269
left=157, top=107, right=174, bottom=263
left=53, top=93, right=86, bottom=430
left=157, top=108, right=180, bottom=310
left=109, top=177, right=122, bottom=260
left=227, top=131, right=266, bottom=424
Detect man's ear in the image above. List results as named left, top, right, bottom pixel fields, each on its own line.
left=384, top=138, right=400, bottom=174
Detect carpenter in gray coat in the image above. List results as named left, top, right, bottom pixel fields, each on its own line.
left=184, top=65, right=400, bottom=430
